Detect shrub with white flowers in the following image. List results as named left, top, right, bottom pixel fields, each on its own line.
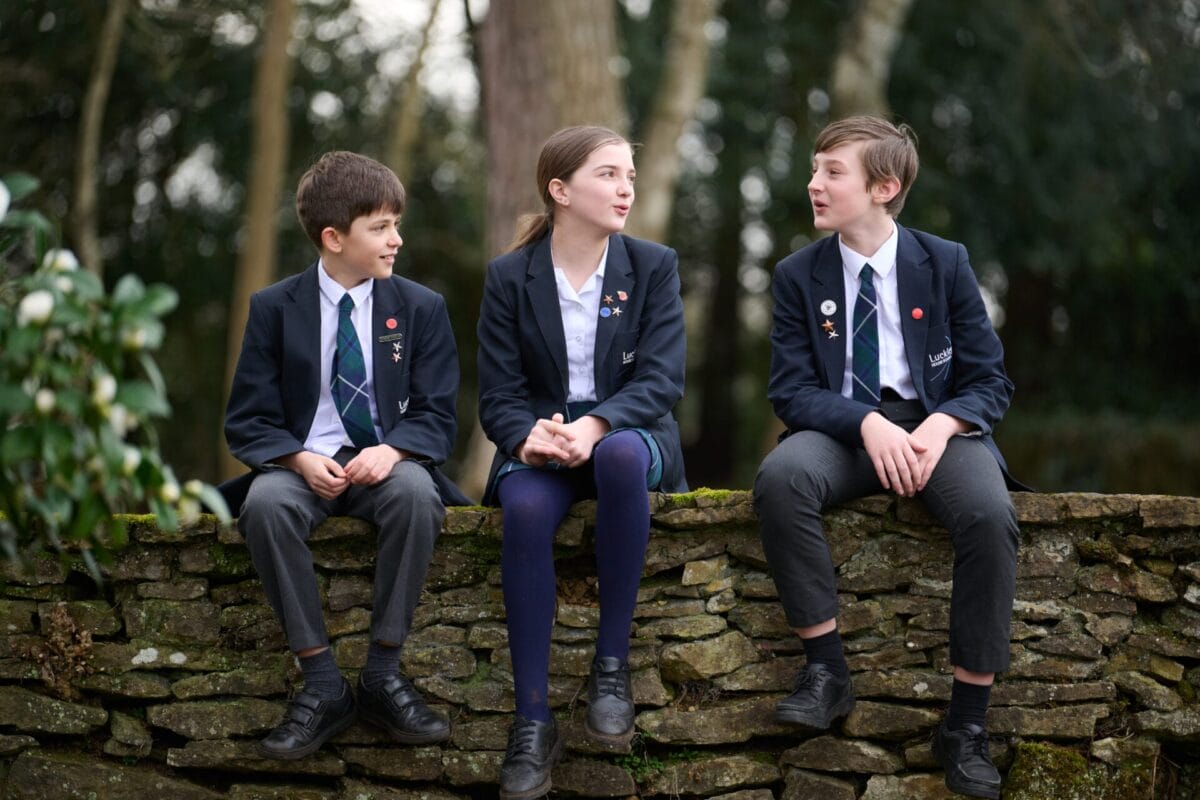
left=0, top=173, right=230, bottom=580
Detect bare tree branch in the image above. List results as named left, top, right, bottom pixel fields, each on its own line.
left=73, top=0, right=131, bottom=278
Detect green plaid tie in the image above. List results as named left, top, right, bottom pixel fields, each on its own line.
left=852, top=264, right=881, bottom=404
left=332, top=293, right=378, bottom=447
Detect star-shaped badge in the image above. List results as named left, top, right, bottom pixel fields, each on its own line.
left=603, top=294, right=614, bottom=305
left=822, top=318, right=838, bottom=339
left=392, top=352, right=401, bottom=363
left=612, top=306, right=622, bottom=317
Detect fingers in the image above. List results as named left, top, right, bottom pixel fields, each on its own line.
left=534, top=416, right=576, bottom=442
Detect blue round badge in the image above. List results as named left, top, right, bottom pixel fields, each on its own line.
left=599, top=307, right=612, bottom=318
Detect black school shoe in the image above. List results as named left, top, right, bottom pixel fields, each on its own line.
left=585, top=657, right=635, bottom=745
left=356, top=673, right=450, bottom=744
left=932, top=719, right=1002, bottom=799
left=499, top=716, right=562, bottom=800
left=259, top=679, right=356, bottom=760
left=774, top=663, right=856, bottom=729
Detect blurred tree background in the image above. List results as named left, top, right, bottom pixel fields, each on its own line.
left=2, top=0, right=1197, bottom=499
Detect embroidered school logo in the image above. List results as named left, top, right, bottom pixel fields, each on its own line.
left=622, top=350, right=636, bottom=365
left=398, top=397, right=410, bottom=415
left=928, top=338, right=952, bottom=383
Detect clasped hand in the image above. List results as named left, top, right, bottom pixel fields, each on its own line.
left=280, top=444, right=403, bottom=500
left=517, top=413, right=610, bottom=469
left=860, top=411, right=961, bottom=497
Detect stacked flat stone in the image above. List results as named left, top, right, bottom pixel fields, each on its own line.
left=0, top=491, right=1197, bottom=799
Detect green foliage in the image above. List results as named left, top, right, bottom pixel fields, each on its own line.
left=0, top=174, right=230, bottom=581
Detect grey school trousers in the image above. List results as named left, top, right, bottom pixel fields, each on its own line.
left=754, top=400, right=1018, bottom=674
left=238, top=453, right=444, bottom=653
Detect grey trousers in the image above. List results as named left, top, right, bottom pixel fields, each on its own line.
left=238, top=455, right=444, bottom=653
left=754, top=402, right=1018, bottom=673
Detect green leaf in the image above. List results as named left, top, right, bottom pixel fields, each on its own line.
left=140, top=284, right=179, bottom=317
left=0, top=385, right=31, bottom=415
left=115, top=380, right=170, bottom=417
left=111, top=273, right=146, bottom=306
left=0, top=209, right=54, bottom=234
left=1, top=172, right=39, bottom=202
left=194, top=482, right=232, bottom=523
left=138, top=352, right=167, bottom=397
left=0, top=427, right=39, bottom=465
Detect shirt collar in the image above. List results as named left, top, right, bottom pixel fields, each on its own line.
left=838, top=221, right=899, bottom=279
left=317, top=259, right=374, bottom=307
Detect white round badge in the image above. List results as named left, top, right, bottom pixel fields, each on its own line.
left=820, top=299, right=837, bottom=316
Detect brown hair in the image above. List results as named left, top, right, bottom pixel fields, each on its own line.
left=508, top=126, right=630, bottom=252
left=295, top=151, right=406, bottom=250
left=814, top=116, right=919, bottom=216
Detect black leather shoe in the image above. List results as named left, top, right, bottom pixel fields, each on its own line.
left=933, top=720, right=1002, bottom=799
left=259, top=680, right=356, bottom=760
left=774, top=663, right=855, bottom=729
left=357, top=673, right=450, bottom=744
left=585, top=657, right=635, bottom=745
left=499, top=716, right=561, bottom=800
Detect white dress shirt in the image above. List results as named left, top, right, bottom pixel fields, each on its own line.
left=838, top=224, right=917, bottom=401
left=303, top=262, right=383, bottom=455
left=553, top=243, right=609, bottom=403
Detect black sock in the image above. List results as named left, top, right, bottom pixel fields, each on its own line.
left=945, top=679, right=991, bottom=730
left=298, top=648, right=344, bottom=699
left=360, top=640, right=402, bottom=690
left=801, top=628, right=849, bottom=680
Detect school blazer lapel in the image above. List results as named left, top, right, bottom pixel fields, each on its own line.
left=896, top=226, right=933, bottom=400
left=371, top=277, right=408, bottom=429
left=282, top=264, right=323, bottom=434
left=525, top=237, right=570, bottom=396
left=593, top=234, right=634, bottom=375
left=811, top=239, right=847, bottom=391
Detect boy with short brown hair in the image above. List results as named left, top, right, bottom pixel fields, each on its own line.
left=755, top=117, right=1020, bottom=799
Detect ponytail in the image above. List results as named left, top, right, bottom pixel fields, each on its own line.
left=507, top=209, right=553, bottom=253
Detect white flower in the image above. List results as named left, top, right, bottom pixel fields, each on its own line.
left=184, top=479, right=204, bottom=496
left=55, top=276, right=74, bottom=294
left=34, top=388, right=55, bottom=414
left=121, top=326, right=147, bottom=350
left=92, top=373, right=117, bottom=406
left=41, top=248, right=79, bottom=272
left=122, top=446, right=142, bottom=476
left=108, top=403, right=133, bottom=437
left=178, top=497, right=201, bottom=526
left=160, top=480, right=181, bottom=504
left=0, top=181, right=9, bottom=222
left=17, top=290, right=54, bottom=326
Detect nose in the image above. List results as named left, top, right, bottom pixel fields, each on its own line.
left=807, top=173, right=821, bottom=193
left=619, top=178, right=633, bottom=196
left=392, top=229, right=403, bottom=247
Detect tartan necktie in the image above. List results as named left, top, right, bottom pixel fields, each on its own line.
left=331, top=293, right=378, bottom=448
left=851, top=264, right=881, bottom=404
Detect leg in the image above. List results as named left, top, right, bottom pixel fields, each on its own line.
left=344, top=459, right=445, bottom=647
left=585, top=431, right=650, bottom=744
left=921, top=437, right=1016, bottom=800
left=497, top=469, right=577, bottom=723
left=918, top=436, right=1018, bottom=675
left=754, top=430, right=881, bottom=628
left=754, top=431, right=879, bottom=729
left=239, top=469, right=331, bottom=652
left=590, top=430, right=652, bottom=662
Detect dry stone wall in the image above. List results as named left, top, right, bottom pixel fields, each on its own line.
left=0, top=490, right=1198, bottom=799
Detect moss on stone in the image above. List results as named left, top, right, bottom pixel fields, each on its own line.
left=1004, top=741, right=1155, bottom=800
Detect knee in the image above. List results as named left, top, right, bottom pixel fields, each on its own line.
left=754, top=442, right=822, bottom=509
left=377, top=461, right=439, bottom=508
left=593, top=432, right=650, bottom=478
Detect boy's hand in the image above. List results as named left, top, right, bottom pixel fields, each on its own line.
left=860, top=412, right=925, bottom=497
left=516, top=413, right=574, bottom=467
left=557, top=414, right=611, bottom=468
left=278, top=451, right=350, bottom=500
left=909, top=412, right=972, bottom=491
left=344, top=444, right=403, bottom=486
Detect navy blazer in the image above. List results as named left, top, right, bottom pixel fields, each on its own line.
left=223, top=262, right=468, bottom=508
left=768, top=225, right=1022, bottom=488
left=477, top=234, right=687, bottom=505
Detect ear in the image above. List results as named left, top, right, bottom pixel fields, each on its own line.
left=871, top=176, right=901, bottom=206
left=548, top=178, right=570, bottom=207
left=320, top=226, right=343, bottom=253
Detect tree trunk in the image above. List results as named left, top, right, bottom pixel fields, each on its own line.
left=73, top=0, right=130, bottom=278
left=459, top=0, right=626, bottom=500
left=218, top=0, right=296, bottom=481
left=385, top=0, right=443, bottom=184
left=625, top=0, right=719, bottom=244
left=829, top=0, right=915, bottom=118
